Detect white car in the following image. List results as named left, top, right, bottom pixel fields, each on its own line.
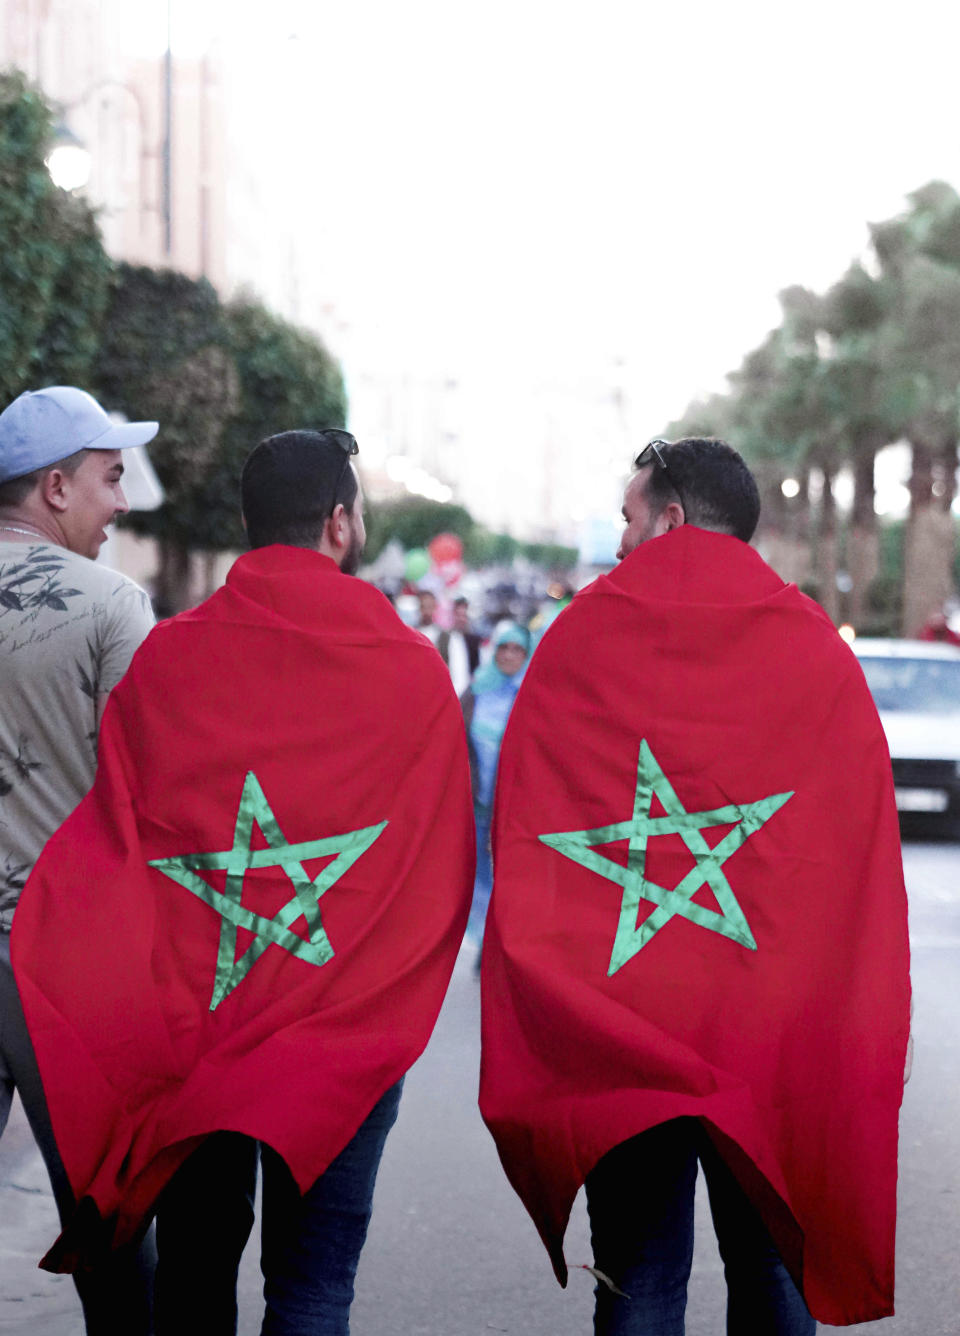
left=854, top=638, right=960, bottom=829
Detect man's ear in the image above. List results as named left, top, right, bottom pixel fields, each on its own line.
left=327, top=502, right=347, bottom=549
left=663, top=500, right=685, bottom=531
left=40, top=467, right=70, bottom=514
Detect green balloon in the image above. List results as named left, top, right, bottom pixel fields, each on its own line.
left=404, top=547, right=430, bottom=581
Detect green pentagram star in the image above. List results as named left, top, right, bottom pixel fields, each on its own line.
left=539, top=740, right=793, bottom=977
left=149, top=771, right=387, bottom=1011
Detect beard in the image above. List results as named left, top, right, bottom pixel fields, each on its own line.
left=340, top=518, right=365, bottom=576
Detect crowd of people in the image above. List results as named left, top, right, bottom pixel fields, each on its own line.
left=0, top=386, right=911, bottom=1336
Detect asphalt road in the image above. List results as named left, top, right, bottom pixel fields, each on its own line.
left=1, top=837, right=958, bottom=1335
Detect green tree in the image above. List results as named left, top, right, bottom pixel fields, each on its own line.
left=520, top=541, right=578, bottom=569
left=222, top=297, right=347, bottom=464
left=870, top=184, right=960, bottom=634
left=34, top=191, right=113, bottom=385
left=721, top=301, right=834, bottom=607
left=99, top=285, right=346, bottom=610
left=666, top=181, right=960, bottom=632
left=817, top=263, right=917, bottom=628
left=95, top=263, right=238, bottom=610
left=201, top=296, right=348, bottom=553
left=669, top=317, right=834, bottom=604
left=364, top=495, right=475, bottom=563
left=0, top=70, right=111, bottom=400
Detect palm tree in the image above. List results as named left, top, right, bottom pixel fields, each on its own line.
left=869, top=184, right=960, bottom=635
left=816, top=263, right=916, bottom=629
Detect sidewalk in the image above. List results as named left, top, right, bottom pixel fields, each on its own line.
left=0, top=1097, right=82, bottom=1334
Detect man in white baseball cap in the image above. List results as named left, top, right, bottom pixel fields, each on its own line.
left=0, top=385, right=158, bottom=557
left=0, top=386, right=158, bottom=1332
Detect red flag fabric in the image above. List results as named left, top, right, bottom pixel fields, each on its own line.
left=479, top=527, right=910, bottom=1327
left=13, top=547, right=474, bottom=1269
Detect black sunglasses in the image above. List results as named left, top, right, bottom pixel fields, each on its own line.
left=322, top=429, right=359, bottom=514
left=634, top=438, right=686, bottom=514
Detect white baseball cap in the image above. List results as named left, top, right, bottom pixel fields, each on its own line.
left=0, top=386, right=158, bottom=485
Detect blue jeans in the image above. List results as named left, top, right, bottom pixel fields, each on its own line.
left=155, top=1080, right=403, bottom=1335
left=585, top=1118, right=816, bottom=1336
left=466, top=810, right=492, bottom=946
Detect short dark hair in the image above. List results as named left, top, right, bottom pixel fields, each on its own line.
left=638, top=438, right=760, bottom=543
left=240, top=430, right=359, bottom=550
left=0, top=449, right=87, bottom=507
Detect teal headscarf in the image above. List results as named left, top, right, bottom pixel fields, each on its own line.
left=471, top=622, right=532, bottom=694
left=469, top=622, right=531, bottom=810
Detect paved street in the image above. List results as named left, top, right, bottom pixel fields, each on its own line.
left=1, top=838, right=958, bottom=1334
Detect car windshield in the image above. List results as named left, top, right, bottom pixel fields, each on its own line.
left=859, top=656, right=960, bottom=713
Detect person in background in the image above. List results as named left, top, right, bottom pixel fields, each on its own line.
left=438, top=596, right=482, bottom=695
left=460, top=621, right=531, bottom=962
left=416, top=588, right=441, bottom=645
left=915, top=609, right=960, bottom=645
left=529, top=579, right=575, bottom=643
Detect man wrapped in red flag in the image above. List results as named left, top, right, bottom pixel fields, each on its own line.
left=480, top=438, right=911, bottom=1332
left=13, top=429, right=474, bottom=1334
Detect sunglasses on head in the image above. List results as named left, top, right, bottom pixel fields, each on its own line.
left=634, top=438, right=686, bottom=514
left=322, top=429, right=359, bottom=515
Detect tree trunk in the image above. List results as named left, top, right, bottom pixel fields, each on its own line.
left=846, top=439, right=880, bottom=630
left=901, top=437, right=957, bottom=637
left=815, top=468, right=840, bottom=625
left=756, top=470, right=811, bottom=587
left=203, top=551, right=219, bottom=598
left=938, top=439, right=959, bottom=511
left=154, top=539, right=193, bottom=617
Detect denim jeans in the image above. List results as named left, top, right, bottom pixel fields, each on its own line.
left=466, top=810, right=492, bottom=946
left=0, top=931, right=156, bottom=1334
left=155, top=1080, right=402, bottom=1336
left=585, top=1118, right=816, bottom=1336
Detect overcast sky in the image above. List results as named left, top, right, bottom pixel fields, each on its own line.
left=130, top=0, right=960, bottom=513
left=267, top=2, right=960, bottom=418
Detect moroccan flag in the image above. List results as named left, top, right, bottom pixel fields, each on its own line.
left=13, top=547, right=474, bottom=1269
left=479, top=526, right=910, bottom=1327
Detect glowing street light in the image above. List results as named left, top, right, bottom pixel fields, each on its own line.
left=781, top=477, right=801, bottom=499
left=45, top=125, right=91, bottom=191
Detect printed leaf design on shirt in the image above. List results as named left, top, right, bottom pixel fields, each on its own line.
left=0, top=566, right=43, bottom=611
left=0, top=550, right=83, bottom=620
left=29, top=579, right=84, bottom=612
left=2, top=854, right=31, bottom=892
left=23, top=549, right=66, bottom=571
left=76, top=638, right=102, bottom=702
left=0, top=736, right=43, bottom=791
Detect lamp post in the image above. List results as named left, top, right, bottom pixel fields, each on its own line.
left=45, top=123, right=91, bottom=192
left=45, top=73, right=170, bottom=254
left=162, top=0, right=173, bottom=256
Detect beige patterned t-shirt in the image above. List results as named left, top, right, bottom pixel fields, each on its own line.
left=0, top=540, right=155, bottom=931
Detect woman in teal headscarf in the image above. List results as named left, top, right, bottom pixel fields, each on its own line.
left=460, top=621, right=532, bottom=956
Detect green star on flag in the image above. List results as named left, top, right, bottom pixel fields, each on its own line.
left=149, top=771, right=387, bottom=1010
left=539, top=740, right=793, bottom=977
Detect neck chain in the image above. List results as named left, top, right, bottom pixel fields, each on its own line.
left=0, top=524, right=46, bottom=540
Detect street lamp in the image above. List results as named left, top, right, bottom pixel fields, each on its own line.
left=44, top=80, right=166, bottom=249
left=45, top=123, right=91, bottom=192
